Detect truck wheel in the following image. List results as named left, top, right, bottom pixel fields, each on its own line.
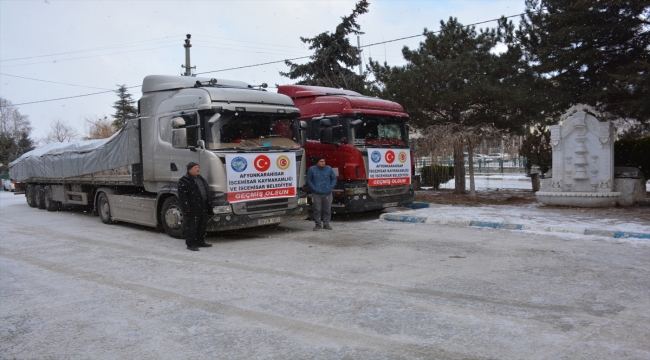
left=35, top=185, right=46, bottom=210
left=161, top=197, right=184, bottom=239
left=44, top=186, right=60, bottom=212
left=97, top=192, right=117, bottom=224
left=25, top=184, right=37, bottom=208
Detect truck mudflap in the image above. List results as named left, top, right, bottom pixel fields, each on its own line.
left=206, top=204, right=309, bottom=232
left=330, top=189, right=415, bottom=214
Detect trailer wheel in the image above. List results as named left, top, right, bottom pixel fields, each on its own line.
left=25, top=184, right=37, bottom=208
left=35, top=185, right=46, bottom=210
left=44, top=186, right=60, bottom=212
left=97, top=192, right=117, bottom=224
left=161, top=196, right=184, bottom=239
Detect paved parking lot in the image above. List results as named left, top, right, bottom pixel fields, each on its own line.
left=1, top=191, right=649, bottom=359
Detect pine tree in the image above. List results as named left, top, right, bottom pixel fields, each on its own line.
left=516, top=0, right=650, bottom=123
left=16, top=132, right=34, bottom=156
left=369, top=17, right=541, bottom=192
left=0, top=132, right=16, bottom=173
left=112, top=85, right=138, bottom=129
left=519, top=126, right=552, bottom=176
left=280, top=0, right=369, bottom=93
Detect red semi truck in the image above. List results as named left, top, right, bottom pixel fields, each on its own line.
left=277, top=85, right=414, bottom=213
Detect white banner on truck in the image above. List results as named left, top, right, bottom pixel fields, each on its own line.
left=367, top=149, right=411, bottom=186
left=225, top=153, right=296, bottom=203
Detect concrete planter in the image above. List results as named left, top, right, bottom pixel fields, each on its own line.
left=536, top=191, right=620, bottom=207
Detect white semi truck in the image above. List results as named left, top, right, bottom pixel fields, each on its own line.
left=9, top=75, right=310, bottom=237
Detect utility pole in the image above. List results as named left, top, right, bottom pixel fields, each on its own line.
left=182, top=34, right=195, bottom=76
left=357, top=36, right=363, bottom=77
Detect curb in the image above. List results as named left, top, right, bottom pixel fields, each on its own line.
left=384, top=205, right=650, bottom=240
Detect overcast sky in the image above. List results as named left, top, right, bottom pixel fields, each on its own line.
left=1, top=0, right=525, bottom=141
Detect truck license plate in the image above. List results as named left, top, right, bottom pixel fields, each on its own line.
left=258, top=217, right=281, bottom=226
left=383, top=202, right=399, bottom=208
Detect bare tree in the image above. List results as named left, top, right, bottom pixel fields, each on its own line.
left=44, top=119, right=79, bottom=144
left=0, top=98, right=33, bottom=140
left=419, top=123, right=499, bottom=198
left=83, top=115, right=116, bottom=140
left=0, top=97, right=34, bottom=171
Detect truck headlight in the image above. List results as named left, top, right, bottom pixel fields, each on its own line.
left=213, top=205, right=232, bottom=214
left=344, top=187, right=367, bottom=195
left=298, top=197, right=308, bottom=205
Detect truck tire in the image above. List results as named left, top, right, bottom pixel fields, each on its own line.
left=44, top=186, right=60, bottom=212
left=161, top=196, right=184, bottom=239
left=35, top=185, right=46, bottom=210
left=25, top=184, right=37, bottom=208
left=97, top=192, right=117, bottom=224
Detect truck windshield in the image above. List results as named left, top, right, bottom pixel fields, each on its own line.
left=352, top=116, right=408, bottom=147
left=204, top=112, right=299, bottom=150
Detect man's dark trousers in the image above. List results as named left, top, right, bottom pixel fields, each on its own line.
left=312, top=193, right=333, bottom=227
left=184, top=212, right=208, bottom=248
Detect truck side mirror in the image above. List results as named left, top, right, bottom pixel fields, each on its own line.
left=319, top=118, right=335, bottom=144
left=171, top=117, right=186, bottom=128
left=299, top=121, right=308, bottom=147
left=171, top=116, right=188, bottom=148
left=320, top=127, right=333, bottom=144
left=172, top=129, right=188, bottom=148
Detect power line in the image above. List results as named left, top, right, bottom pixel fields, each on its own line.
left=1, top=45, right=180, bottom=68
left=0, top=35, right=185, bottom=62
left=7, top=12, right=528, bottom=106
left=362, top=12, right=525, bottom=48
left=192, top=42, right=311, bottom=57
left=6, top=85, right=140, bottom=107
left=197, top=12, right=526, bottom=75
left=193, top=34, right=309, bottom=50
left=0, top=73, right=114, bottom=90
left=195, top=55, right=310, bottom=75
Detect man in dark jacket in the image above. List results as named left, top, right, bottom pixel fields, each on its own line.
left=178, top=162, right=213, bottom=251
left=306, top=157, right=337, bottom=231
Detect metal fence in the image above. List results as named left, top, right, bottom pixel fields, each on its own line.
left=415, top=157, right=531, bottom=175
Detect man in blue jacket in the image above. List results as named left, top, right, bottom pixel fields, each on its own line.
left=306, top=156, right=337, bottom=231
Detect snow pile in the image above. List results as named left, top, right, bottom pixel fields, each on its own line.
left=385, top=203, right=650, bottom=245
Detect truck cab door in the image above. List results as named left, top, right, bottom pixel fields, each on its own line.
left=161, top=112, right=202, bottom=183
left=305, top=117, right=341, bottom=179
left=153, top=114, right=176, bottom=182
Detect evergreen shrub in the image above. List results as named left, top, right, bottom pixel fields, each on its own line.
left=615, top=137, right=650, bottom=180
left=420, top=165, right=454, bottom=189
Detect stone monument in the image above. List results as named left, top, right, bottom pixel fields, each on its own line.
left=537, top=105, right=620, bottom=207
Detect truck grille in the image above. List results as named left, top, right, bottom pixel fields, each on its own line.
left=368, top=185, right=410, bottom=197
left=231, top=197, right=297, bottom=215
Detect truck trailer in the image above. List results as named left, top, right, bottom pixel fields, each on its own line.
left=277, top=85, right=414, bottom=213
left=10, top=75, right=309, bottom=237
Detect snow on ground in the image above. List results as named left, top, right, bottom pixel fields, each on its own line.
left=387, top=203, right=650, bottom=246
left=429, top=173, right=650, bottom=192
left=436, top=174, right=534, bottom=190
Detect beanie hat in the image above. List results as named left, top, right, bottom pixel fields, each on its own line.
left=186, top=162, right=199, bottom=171
left=313, top=156, right=324, bottom=163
